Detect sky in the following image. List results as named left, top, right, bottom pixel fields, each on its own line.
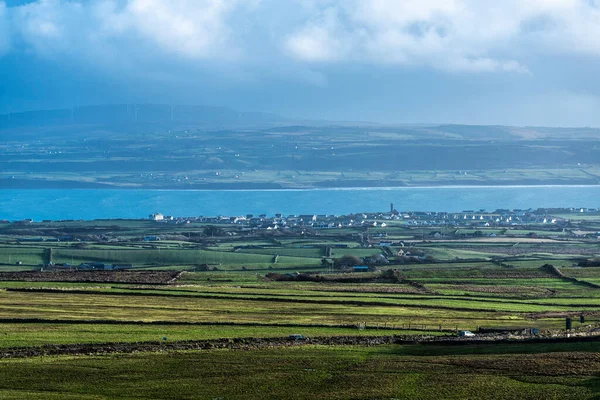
left=1, top=0, right=600, bottom=126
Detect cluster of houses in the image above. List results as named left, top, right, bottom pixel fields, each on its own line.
left=148, top=207, right=599, bottom=231
left=150, top=212, right=391, bottom=230
left=400, top=210, right=563, bottom=227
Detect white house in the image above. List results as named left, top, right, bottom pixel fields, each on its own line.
left=149, top=213, right=164, bottom=221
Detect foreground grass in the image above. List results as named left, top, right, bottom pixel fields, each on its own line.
left=0, top=344, right=599, bottom=399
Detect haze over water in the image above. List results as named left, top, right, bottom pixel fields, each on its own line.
left=0, top=186, right=598, bottom=221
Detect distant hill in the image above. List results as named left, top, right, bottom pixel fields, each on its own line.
left=0, top=104, right=283, bottom=137
left=1, top=106, right=599, bottom=189
left=2, top=104, right=600, bottom=141
left=431, top=124, right=600, bottom=140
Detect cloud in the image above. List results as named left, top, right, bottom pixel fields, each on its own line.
left=284, top=0, right=600, bottom=73
left=9, top=0, right=255, bottom=62
left=3, top=0, right=600, bottom=77
left=284, top=7, right=349, bottom=62
left=11, top=0, right=82, bottom=57
left=116, top=0, right=244, bottom=59
left=0, top=1, right=9, bottom=55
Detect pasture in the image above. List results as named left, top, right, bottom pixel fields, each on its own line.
left=0, top=343, right=599, bottom=399
left=0, top=216, right=599, bottom=398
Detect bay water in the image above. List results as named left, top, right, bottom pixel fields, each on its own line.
left=0, top=186, right=598, bottom=221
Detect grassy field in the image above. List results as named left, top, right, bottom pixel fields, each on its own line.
left=0, top=323, right=443, bottom=348
left=0, top=268, right=598, bottom=340
left=0, top=343, right=599, bottom=399
left=0, top=218, right=599, bottom=398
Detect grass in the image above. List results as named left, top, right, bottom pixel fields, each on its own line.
left=0, top=344, right=598, bottom=399
left=419, top=247, right=498, bottom=259
left=0, top=323, right=444, bottom=348
left=561, top=267, right=600, bottom=278
left=330, top=248, right=383, bottom=258
left=0, top=223, right=599, bottom=398
left=47, top=248, right=323, bottom=268
left=0, top=247, right=45, bottom=265
left=1, top=280, right=597, bottom=332
left=237, top=247, right=325, bottom=258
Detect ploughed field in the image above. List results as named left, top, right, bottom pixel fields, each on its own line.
left=0, top=270, right=180, bottom=284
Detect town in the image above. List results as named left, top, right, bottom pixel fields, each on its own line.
left=0, top=206, right=597, bottom=273
left=148, top=206, right=600, bottom=238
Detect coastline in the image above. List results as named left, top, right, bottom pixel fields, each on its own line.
left=1, top=178, right=599, bottom=191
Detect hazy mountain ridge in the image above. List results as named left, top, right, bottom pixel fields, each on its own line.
left=0, top=104, right=283, bottom=136
left=2, top=104, right=600, bottom=140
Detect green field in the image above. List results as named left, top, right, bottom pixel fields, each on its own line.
left=0, top=267, right=599, bottom=341
left=1, top=343, right=599, bottom=399
left=0, top=217, right=599, bottom=398
left=0, top=323, right=441, bottom=348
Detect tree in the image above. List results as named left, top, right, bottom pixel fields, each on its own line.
left=334, top=255, right=362, bottom=269
left=195, top=264, right=210, bottom=272
left=203, top=225, right=225, bottom=237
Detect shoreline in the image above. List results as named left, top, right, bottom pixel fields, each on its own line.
left=1, top=179, right=600, bottom=191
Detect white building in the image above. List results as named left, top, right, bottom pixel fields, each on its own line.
left=149, top=213, right=164, bottom=221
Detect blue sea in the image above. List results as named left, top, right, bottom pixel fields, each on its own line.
left=0, top=186, right=598, bottom=221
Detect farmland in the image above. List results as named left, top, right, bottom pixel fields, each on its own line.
left=1, top=343, right=599, bottom=399
left=0, top=212, right=599, bottom=398
left=2, top=108, right=600, bottom=189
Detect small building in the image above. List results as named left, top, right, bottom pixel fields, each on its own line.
left=149, top=213, right=164, bottom=221
left=353, top=265, right=369, bottom=273
left=299, top=215, right=317, bottom=223
left=79, top=262, right=106, bottom=270
left=19, top=237, right=44, bottom=242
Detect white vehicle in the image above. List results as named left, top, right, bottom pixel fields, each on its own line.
left=458, top=330, right=476, bottom=338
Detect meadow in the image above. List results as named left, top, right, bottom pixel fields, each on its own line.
left=0, top=215, right=598, bottom=398
left=1, top=343, right=599, bottom=399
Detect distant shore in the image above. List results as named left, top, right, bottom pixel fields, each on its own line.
left=1, top=178, right=600, bottom=190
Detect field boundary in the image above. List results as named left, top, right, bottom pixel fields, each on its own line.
left=2, top=288, right=518, bottom=313
left=3, top=334, right=600, bottom=359
left=0, top=317, right=450, bottom=332
left=543, top=264, right=600, bottom=289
